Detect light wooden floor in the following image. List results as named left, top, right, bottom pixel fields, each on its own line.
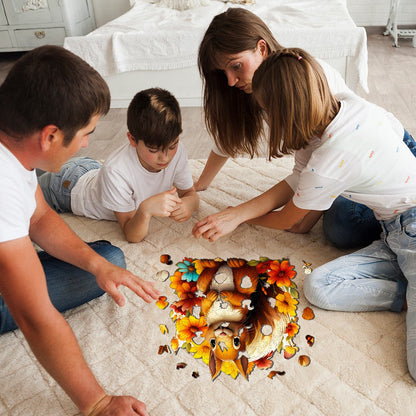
left=0, top=29, right=415, bottom=160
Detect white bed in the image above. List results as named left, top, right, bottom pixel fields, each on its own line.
left=64, top=0, right=368, bottom=107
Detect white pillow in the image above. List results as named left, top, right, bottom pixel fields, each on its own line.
left=159, top=0, right=210, bottom=11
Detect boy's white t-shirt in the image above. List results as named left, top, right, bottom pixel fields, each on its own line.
left=211, top=59, right=352, bottom=157
left=0, top=142, right=37, bottom=242
left=286, top=93, right=416, bottom=221
left=71, top=141, right=193, bottom=220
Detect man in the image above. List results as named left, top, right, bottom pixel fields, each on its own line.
left=0, top=45, right=159, bottom=416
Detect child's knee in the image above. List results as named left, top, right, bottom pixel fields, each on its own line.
left=303, top=268, right=331, bottom=309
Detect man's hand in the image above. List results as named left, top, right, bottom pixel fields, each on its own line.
left=94, top=261, right=159, bottom=306
left=87, top=395, right=149, bottom=416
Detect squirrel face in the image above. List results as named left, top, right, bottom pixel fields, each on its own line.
left=205, top=321, right=248, bottom=362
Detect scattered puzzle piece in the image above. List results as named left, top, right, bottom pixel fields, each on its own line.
left=156, top=296, right=169, bottom=310
left=267, top=370, right=286, bottom=379
left=160, top=254, right=173, bottom=265
left=159, top=324, right=168, bottom=334
left=158, top=345, right=170, bottom=355
left=306, top=335, right=315, bottom=346
left=155, top=270, right=170, bottom=281
left=298, top=355, right=311, bottom=367
left=302, top=307, right=315, bottom=320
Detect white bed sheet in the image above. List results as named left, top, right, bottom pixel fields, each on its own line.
left=64, top=0, right=368, bottom=106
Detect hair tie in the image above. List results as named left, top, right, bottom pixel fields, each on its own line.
left=298, top=56, right=302, bottom=61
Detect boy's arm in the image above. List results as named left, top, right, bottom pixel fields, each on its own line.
left=115, top=188, right=181, bottom=243
left=171, top=186, right=199, bottom=222
left=115, top=209, right=151, bottom=244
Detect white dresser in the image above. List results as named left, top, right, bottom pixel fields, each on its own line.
left=0, top=0, right=95, bottom=52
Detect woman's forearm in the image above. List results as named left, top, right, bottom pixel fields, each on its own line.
left=194, top=151, right=228, bottom=191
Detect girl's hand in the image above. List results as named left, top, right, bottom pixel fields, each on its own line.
left=140, top=188, right=181, bottom=218
left=192, top=207, right=242, bottom=241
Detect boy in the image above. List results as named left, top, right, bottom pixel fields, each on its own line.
left=39, top=88, right=199, bottom=243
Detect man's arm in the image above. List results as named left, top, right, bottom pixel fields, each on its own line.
left=30, top=186, right=159, bottom=305
left=0, top=236, right=107, bottom=414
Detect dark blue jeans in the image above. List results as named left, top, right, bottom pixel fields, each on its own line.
left=323, top=130, right=416, bottom=249
left=0, top=240, right=125, bottom=333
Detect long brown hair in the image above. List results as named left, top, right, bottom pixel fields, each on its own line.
left=252, top=48, right=339, bottom=159
left=198, top=8, right=283, bottom=158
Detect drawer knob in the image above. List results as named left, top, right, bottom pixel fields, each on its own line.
left=34, top=31, right=46, bottom=39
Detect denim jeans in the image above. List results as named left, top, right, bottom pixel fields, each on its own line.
left=323, top=130, right=416, bottom=249
left=38, top=157, right=101, bottom=213
left=0, top=240, right=125, bottom=333
left=304, top=207, right=416, bottom=379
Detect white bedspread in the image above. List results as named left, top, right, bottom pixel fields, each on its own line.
left=64, top=0, right=368, bottom=92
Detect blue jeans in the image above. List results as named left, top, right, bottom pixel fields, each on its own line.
left=323, top=130, right=416, bottom=249
left=304, top=207, right=416, bottom=379
left=0, top=240, right=125, bottom=334
left=38, top=157, right=101, bottom=213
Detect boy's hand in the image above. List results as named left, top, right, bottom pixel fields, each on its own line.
left=140, top=188, right=181, bottom=218
left=170, top=199, right=192, bottom=222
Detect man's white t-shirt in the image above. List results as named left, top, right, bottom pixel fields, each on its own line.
left=71, top=141, right=193, bottom=220
left=211, top=59, right=352, bottom=157
left=0, top=142, right=37, bottom=242
left=286, top=93, right=416, bottom=221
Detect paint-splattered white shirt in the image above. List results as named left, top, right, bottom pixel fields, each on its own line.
left=285, top=93, right=416, bottom=220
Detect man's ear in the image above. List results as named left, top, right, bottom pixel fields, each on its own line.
left=127, top=132, right=137, bottom=147
left=39, top=125, right=61, bottom=151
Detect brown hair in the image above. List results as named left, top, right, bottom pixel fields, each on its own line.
left=198, top=8, right=283, bottom=157
left=127, top=88, right=182, bottom=151
left=252, top=48, right=339, bottom=158
left=0, top=45, right=110, bottom=145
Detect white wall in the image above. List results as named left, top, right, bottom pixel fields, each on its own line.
left=91, top=0, right=131, bottom=27
left=90, top=1, right=416, bottom=29
left=347, top=0, right=416, bottom=26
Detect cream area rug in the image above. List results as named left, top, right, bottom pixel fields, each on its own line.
left=0, top=157, right=413, bottom=416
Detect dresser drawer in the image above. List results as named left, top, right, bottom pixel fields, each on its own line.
left=14, top=27, right=65, bottom=48
left=0, top=30, right=12, bottom=48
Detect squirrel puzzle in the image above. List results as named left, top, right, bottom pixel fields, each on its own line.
left=196, top=258, right=290, bottom=380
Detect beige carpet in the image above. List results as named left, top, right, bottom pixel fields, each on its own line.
left=0, top=157, right=413, bottom=416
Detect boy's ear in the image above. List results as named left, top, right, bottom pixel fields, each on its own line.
left=127, top=132, right=137, bottom=147
left=39, top=125, right=62, bottom=152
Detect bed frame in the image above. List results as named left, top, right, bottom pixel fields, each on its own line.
left=64, top=0, right=368, bottom=108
